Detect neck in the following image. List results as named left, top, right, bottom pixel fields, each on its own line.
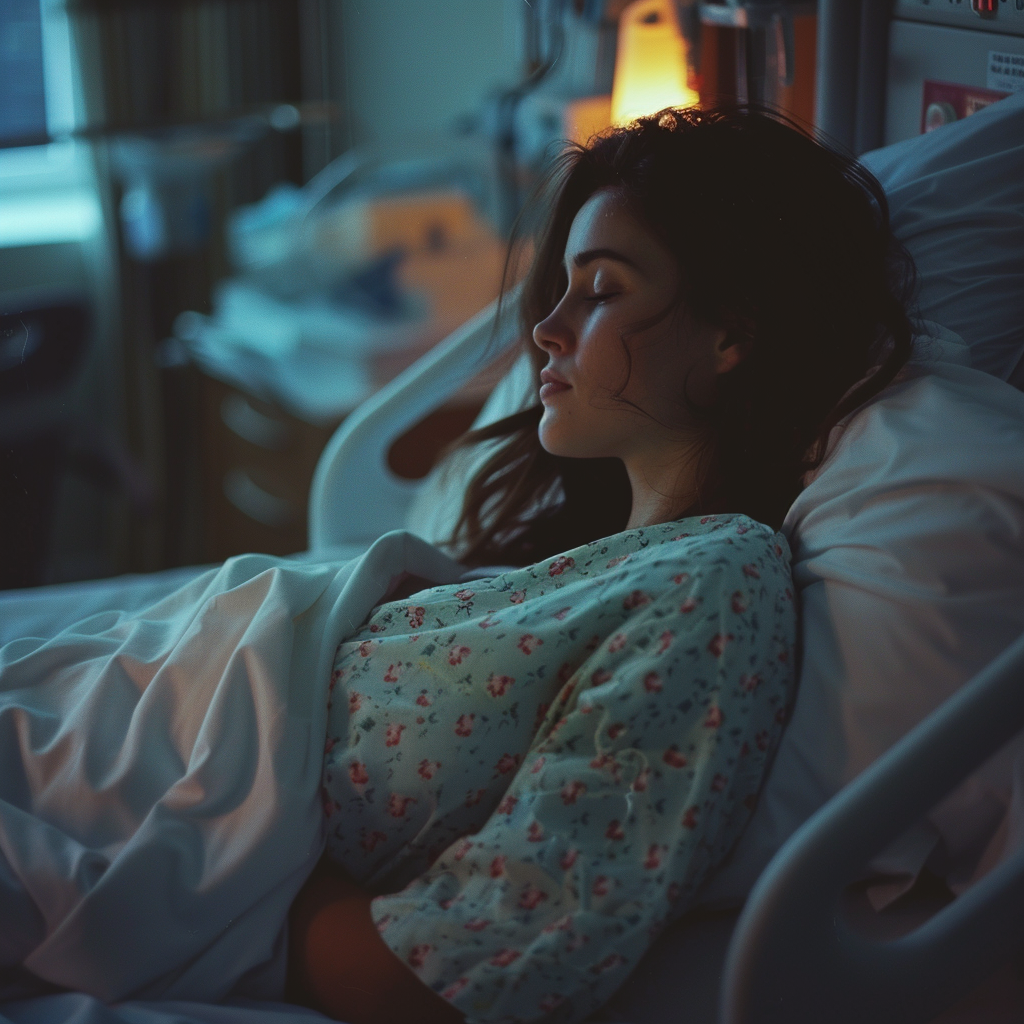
left=623, top=445, right=702, bottom=530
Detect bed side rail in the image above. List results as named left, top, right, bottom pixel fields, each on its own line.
left=721, top=629, right=1024, bottom=1024
left=307, top=291, right=521, bottom=551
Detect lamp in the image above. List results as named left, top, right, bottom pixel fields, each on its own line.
left=610, top=0, right=700, bottom=124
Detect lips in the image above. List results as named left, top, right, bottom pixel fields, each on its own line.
left=541, top=368, right=570, bottom=387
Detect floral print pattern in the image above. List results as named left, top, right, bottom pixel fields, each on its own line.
left=322, top=513, right=796, bottom=1024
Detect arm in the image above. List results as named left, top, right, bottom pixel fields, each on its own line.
left=287, top=856, right=465, bottom=1024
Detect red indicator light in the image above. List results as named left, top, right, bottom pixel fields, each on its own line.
left=972, top=0, right=996, bottom=12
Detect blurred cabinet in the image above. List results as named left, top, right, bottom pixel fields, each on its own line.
left=197, top=372, right=483, bottom=562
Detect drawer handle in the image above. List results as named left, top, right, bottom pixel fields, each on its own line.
left=220, top=394, right=289, bottom=450
left=223, top=468, right=296, bottom=527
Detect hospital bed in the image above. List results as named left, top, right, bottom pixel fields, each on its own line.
left=4, top=26, right=1024, bottom=1024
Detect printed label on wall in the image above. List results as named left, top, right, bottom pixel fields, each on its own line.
left=988, top=51, right=1024, bottom=94
left=920, top=80, right=1011, bottom=134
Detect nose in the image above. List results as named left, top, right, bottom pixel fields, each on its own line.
left=532, top=301, right=574, bottom=354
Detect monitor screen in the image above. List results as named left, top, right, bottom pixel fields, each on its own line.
left=0, top=0, right=48, bottom=149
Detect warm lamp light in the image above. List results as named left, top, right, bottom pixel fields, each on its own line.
left=610, top=0, right=699, bottom=125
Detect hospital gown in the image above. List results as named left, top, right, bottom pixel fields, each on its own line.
left=321, top=513, right=797, bottom=1024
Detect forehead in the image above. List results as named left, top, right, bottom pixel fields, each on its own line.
left=564, top=188, right=674, bottom=274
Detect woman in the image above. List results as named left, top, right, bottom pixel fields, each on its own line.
left=286, top=106, right=915, bottom=1024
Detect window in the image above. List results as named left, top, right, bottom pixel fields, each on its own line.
left=0, top=0, right=48, bottom=149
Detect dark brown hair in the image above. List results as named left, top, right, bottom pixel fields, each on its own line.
left=449, top=105, right=916, bottom=567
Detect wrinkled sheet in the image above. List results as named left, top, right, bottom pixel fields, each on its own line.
left=0, top=532, right=464, bottom=1014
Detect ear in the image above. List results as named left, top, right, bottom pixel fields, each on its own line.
left=713, top=329, right=752, bottom=375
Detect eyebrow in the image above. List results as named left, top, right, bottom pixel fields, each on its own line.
left=569, top=247, right=641, bottom=271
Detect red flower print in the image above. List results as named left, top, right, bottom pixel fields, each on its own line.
left=383, top=663, right=402, bottom=683
left=590, top=752, right=615, bottom=771
left=375, top=914, right=392, bottom=934
left=736, top=522, right=750, bottom=534
left=592, top=876, right=610, bottom=896
left=671, top=572, right=690, bottom=585
left=490, top=948, right=521, bottom=967
left=519, top=885, right=548, bottom=910
left=369, top=623, right=383, bottom=633
left=464, top=918, right=489, bottom=932
left=557, top=662, right=576, bottom=683
left=539, top=995, right=566, bottom=1013
left=479, top=614, right=499, bottom=629
left=606, top=554, right=629, bottom=568
left=388, top=794, right=416, bottom=817
left=711, top=772, right=728, bottom=792
left=591, top=953, right=627, bottom=974
left=448, top=645, right=471, bottom=665
left=454, top=713, right=474, bottom=736
left=465, top=788, right=487, bottom=807
left=591, top=668, right=612, bottom=686
left=607, top=722, right=626, bottom=740
left=708, top=633, right=734, bottom=658
left=585, top=634, right=601, bottom=652
left=531, top=756, right=546, bottom=774
left=497, top=794, right=518, bottom=815
left=407, top=944, right=431, bottom=968
left=742, top=563, right=761, bottom=579
left=700, top=515, right=718, bottom=524
left=756, top=729, right=770, bottom=752
left=517, top=634, right=543, bottom=655
left=415, top=692, right=431, bottom=706
left=553, top=606, right=571, bottom=620
left=559, top=848, right=579, bottom=870
left=704, top=705, right=724, bottom=729
left=486, top=674, right=515, bottom=698
left=321, top=789, right=339, bottom=817
left=349, top=761, right=369, bottom=785
left=682, top=805, right=700, bottom=829
left=416, top=716, right=425, bottom=725
left=623, top=589, right=651, bottom=610
left=644, top=844, right=663, bottom=870
left=528, top=821, right=545, bottom=842
left=453, top=838, right=473, bottom=861
left=329, top=668, right=342, bottom=691
left=740, top=673, right=761, bottom=692
left=605, top=819, right=625, bottom=840
left=384, top=722, right=406, bottom=746
left=454, top=589, right=475, bottom=603
left=542, top=915, right=573, bottom=934
left=632, top=767, right=651, bottom=791
left=731, top=591, right=748, bottom=614
left=671, top=532, right=692, bottom=541
left=417, top=759, right=441, bottom=780
left=360, top=830, right=388, bottom=851
left=775, top=542, right=784, bottom=557
left=644, top=672, right=663, bottom=693
left=607, top=633, right=627, bottom=654
left=357, top=640, right=378, bottom=657
left=561, top=780, right=587, bottom=804
left=324, top=736, right=337, bottom=755
left=657, top=630, right=674, bottom=654
left=348, top=691, right=362, bottom=714
left=680, top=597, right=699, bottom=613
left=663, top=747, right=688, bottom=768
left=490, top=855, right=506, bottom=877
left=442, top=978, right=469, bottom=1000
left=495, top=752, right=520, bottom=775
left=510, top=590, right=526, bottom=604
left=405, top=606, right=425, bottom=628
left=548, top=555, right=575, bottom=576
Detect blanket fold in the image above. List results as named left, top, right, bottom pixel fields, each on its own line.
left=0, top=533, right=464, bottom=1004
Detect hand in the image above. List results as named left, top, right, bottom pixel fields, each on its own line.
left=287, top=857, right=464, bottom=1024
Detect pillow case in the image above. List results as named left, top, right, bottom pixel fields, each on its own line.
left=702, top=323, right=1024, bottom=904
left=859, top=90, right=1024, bottom=386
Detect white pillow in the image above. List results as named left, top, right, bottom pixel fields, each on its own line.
left=859, top=90, right=1024, bottom=386
left=702, top=322, right=1024, bottom=905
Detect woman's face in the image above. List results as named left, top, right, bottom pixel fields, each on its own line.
left=532, top=188, right=727, bottom=466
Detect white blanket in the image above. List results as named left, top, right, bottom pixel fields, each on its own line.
left=0, top=532, right=464, bottom=1006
